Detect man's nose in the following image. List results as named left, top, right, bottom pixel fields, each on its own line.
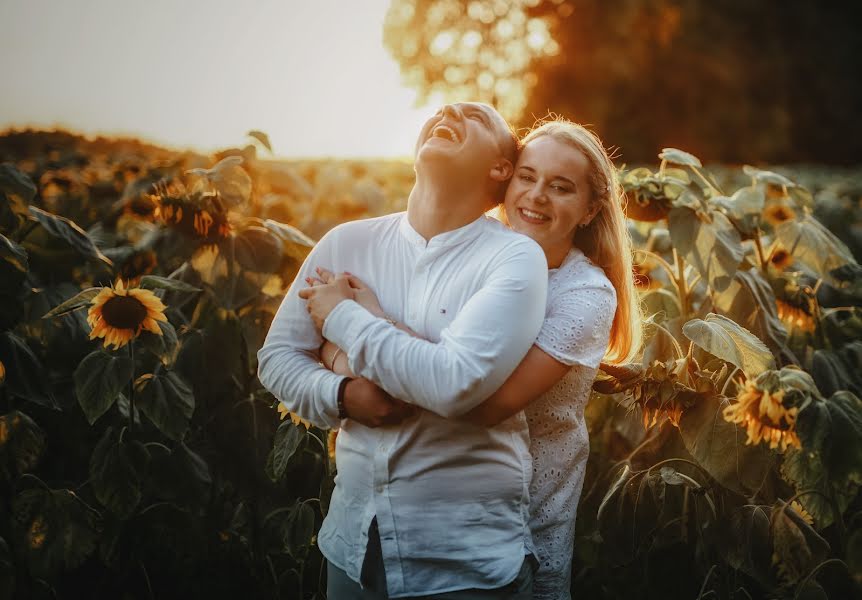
left=441, top=104, right=462, bottom=120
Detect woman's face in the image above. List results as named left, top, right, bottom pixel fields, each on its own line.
left=504, top=135, right=595, bottom=267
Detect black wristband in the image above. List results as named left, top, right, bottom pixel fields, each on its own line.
left=336, top=377, right=352, bottom=419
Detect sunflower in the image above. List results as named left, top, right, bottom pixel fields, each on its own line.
left=0, top=359, right=5, bottom=386
left=763, top=203, right=796, bottom=226
left=769, top=247, right=794, bottom=271
left=790, top=500, right=814, bottom=526
left=722, top=378, right=801, bottom=452
left=277, top=402, right=311, bottom=429
left=327, top=429, right=338, bottom=462
left=776, top=299, right=816, bottom=333
left=87, top=279, right=168, bottom=350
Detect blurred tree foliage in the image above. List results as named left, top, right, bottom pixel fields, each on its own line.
left=384, top=0, right=862, bottom=164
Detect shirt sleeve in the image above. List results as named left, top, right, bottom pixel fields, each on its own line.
left=322, top=239, right=548, bottom=419
left=256, top=228, right=347, bottom=430
left=535, top=277, right=617, bottom=369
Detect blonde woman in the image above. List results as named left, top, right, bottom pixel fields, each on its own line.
left=308, top=119, right=642, bottom=599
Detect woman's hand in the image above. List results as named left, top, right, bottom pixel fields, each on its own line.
left=298, top=273, right=354, bottom=331
left=313, top=267, right=385, bottom=319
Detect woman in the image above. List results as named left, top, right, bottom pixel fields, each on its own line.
left=309, top=120, right=641, bottom=599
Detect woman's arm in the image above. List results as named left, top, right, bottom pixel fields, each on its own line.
left=460, top=345, right=571, bottom=428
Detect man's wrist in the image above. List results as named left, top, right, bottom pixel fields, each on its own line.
left=336, top=376, right=352, bottom=419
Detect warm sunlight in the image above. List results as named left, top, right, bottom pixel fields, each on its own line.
left=0, top=0, right=440, bottom=158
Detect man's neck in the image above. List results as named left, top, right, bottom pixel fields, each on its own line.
left=406, top=176, right=488, bottom=242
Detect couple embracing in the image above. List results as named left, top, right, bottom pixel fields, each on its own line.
left=257, top=102, right=641, bottom=599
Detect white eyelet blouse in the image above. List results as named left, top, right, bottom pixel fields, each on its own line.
left=525, top=247, right=616, bottom=600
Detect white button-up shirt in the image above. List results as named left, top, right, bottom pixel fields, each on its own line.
left=257, top=211, right=548, bottom=597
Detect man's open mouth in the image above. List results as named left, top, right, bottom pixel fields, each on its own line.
left=430, top=124, right=460, bottom=144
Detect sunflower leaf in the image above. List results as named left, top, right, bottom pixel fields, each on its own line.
left=27, top=206, right=112, bottom=267
left=134, top=370, right=194, bottom=441
left=89, top=426, right=150, bottom=518
left=138, top=275, right=201, bottom=293
left=265, top=419, right=306, bottom=483
left=659, top=148, right=702, bottom=168
left=682, top=313, right=775, bottom=377
left=0, top=410, right=46, bottom=484
left=247, top=130, right=273, bottom=153
left=282, top=501, right=315, bottom=560
left=669, top=206, right=744, bottom=292
left=0, top=332, right=56, bottom=408
left=781, top=391, right=862, bottom=527
left=777, top=215, right=856, bottom=282
left=74, top=350, right=134, bottom=425
left=0, top=233, right=28, bottom=273
left=41, top=287, right=100, bottom=319
left=11, top=486, right=100, bottom=578
left=138, top=320, right=179, bottom=367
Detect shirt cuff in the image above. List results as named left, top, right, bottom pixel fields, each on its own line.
left=316, top=369, right=348, bottom=429
left=322, top=299, right=379, bottom=353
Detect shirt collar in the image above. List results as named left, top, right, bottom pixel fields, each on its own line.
left=549, top=246, right=585, bottom=274
left=399, top=212, right=489, bottom=249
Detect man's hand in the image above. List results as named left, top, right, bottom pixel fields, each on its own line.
left=342, top=378, right=418, bottom=428
left=298, top=274, right=354, bottom=331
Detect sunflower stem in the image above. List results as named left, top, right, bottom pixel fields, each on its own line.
left=753, top=230, right=768, bottom=273
left=128, top=342, right=136, bottom=436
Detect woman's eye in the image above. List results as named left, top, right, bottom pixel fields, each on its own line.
left=552, top=185, right=571, bottom=193
left=519, top=175, right=534, bottom=182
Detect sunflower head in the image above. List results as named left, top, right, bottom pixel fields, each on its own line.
left=769, top=247, right=794, bottom=271
left=153, top=182, right=232, bottom=242
left=276, top=402, right=311, bottom=429
left=327, top=429, right=338, bottom=462
left=721, top=368, right=816, bottom=452
left=0, top=359, right=5, bottom=386
left=87, top=279, right=168, bottom=350
left=763, top=203, right=797, bottom=227
left=118, top=249, right=158, bottom=284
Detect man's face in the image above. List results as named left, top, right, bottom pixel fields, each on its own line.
left=414, top=102, right=514, bottom=173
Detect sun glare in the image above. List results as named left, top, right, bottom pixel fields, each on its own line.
left=0, top=0, right=439, bottom=158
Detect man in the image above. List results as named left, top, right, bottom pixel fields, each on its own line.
left=257, top=102, right=548, bottom=598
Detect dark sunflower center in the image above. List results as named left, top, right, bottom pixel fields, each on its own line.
left=101, top=294, right=148, bottom=329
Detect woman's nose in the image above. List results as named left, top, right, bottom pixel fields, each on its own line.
left=527, top=183, right=547, bottom=203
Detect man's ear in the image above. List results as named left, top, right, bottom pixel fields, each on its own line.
left=489, top=158, right=513, bottom=183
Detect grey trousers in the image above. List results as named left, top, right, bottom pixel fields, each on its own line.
left=326, top=517, right=536, bottom=599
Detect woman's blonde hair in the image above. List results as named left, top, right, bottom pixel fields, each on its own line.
left=520, top=119, right=642, bottom=364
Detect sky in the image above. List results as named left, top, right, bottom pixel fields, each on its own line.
left=0, top=0, right=441, bottom=158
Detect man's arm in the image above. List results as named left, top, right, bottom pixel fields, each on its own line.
left=322, top=239, right=548, bottom=419
left=257, top=229, right=347, bottom=430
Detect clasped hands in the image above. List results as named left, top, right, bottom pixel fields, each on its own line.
left=299, top=267, right=417, bottom=428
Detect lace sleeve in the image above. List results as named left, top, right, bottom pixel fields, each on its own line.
left=535, top=278, right=616, bottom=369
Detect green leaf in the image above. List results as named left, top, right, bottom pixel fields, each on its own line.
left=187, top=156, right=252, bottom=208
left=134, top=370, right=195, bottom=440
left=742, top=165, right=796, bottom=188
left=263, top=218, right=315, bottom=260
left=0, top=411, right=46, bottom=483
left=0, top=233, right=28, bottom=273
left=265, top=419, right=306, bottom=483
left=668, top=206, right=744, bottom=292
left=781, top=391, right=862, bottom=526
left=713, top=269, right=790, bottom=361
left=679, top=394, right=775, bottom=495
left=138, top=275, right=201, bottom=293
left=811, top=342, right=862, bottom=398
left=0, top=164, right=37, bottom=203
left=659, top=148, right=702, bottom=168
left=0, top=332, right=55, bottom=408
left=721, top=505, right=774, bottom=587
left=777, top=215, right=856, bottom=280
left=41, top=287, right=100, bottom=319
left=89, top=426, right=150, bottom=518
left=770, top=500, right=830, bottom=586
left=247, top=130, right=273, bottom=153
left=682, top=313, right=774, bottom=377
left=233, top=226, right=283, bottom=273
left=712, top=186, right=765, bottom=236
left=282, top=501, right=315, bottom=559
left=138, top=319, right=179, bottom=367
left=27, top=206, right=112, bottom=266
left=11, top=485, right=100, bottom=578
left=145, top=441, right=211, bottom=508
left=74, top=350, right=134, bottom=425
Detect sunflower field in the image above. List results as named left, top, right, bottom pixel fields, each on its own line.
left=0, top=130, right=860, bottom=599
